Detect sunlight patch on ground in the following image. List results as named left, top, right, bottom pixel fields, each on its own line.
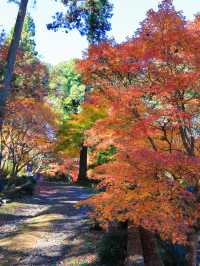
left=0, top=230, right=41, bottom=251
left=0, top=213, right=64, bottom=251
left=0, top=184, right=96, bottom=265
left=26, top=213, right=64, bottom=227
left=0, top=202, right=23, bottom=214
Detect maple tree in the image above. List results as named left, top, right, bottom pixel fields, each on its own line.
left=76, top=1, right=200, bottom=264
left=0, top=98, right=57, bottom=177
left=0, top=43, right=48, bottom=99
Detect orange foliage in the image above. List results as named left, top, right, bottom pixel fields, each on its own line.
left=77, top=0, right=200, bottom=244
left=0, top=45, right=48, bottom=99
left=1, top=98, right=57, bottom=176
left=47, top=156, right=79, bottom=182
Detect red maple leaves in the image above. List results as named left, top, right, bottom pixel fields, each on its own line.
left=77, top=0, right=200, bottom=244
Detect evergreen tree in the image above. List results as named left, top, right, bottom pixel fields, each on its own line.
left=49, top=60, right=86, bottom=117
left=6, top=15, right=37, bottom=57
left=20, top=15, right=37, bottom=56
left=47, top=0, right=113, bottom=44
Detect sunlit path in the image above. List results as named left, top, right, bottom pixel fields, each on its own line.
left=0, top=182, right=95, bottom=266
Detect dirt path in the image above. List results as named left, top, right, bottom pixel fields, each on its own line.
left=0, top=182, right=97, bottom=266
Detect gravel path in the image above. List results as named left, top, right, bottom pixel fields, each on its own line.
left=0, top=182, right=96, bottom=266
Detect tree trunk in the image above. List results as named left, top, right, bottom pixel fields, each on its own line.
left=125, top=224, right=145, bottom=266
left=140, top=228, right=164, bottom=266
left=187, top=233, right=198, bottom=266
left=106, top=221, right=128, bottom=265
left=11, top=163, right=16, bottom=178
left=78, top=145, right=87, bottom=181
left=0, top=0, right=29, bottom=127
left=118, top=221, right=128, bottom=264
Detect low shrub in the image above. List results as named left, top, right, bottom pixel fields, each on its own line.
left=3, top=176, right=36, bottom=198
left=44, top=174, right=70, bottom=183
left=96, top=230, right=126, bottom=266
left=158, top=238, right=187, bottom=266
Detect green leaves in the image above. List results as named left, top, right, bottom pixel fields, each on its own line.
left=6, top=14, right=37, bottom=57
left=47, top=0, right=113, bottom=44
left=48, top=60, right=86, bottom=117
left=96, top=145, right=117, bottom=165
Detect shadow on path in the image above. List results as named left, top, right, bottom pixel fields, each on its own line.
left=0, top=182, right=97, bottom=266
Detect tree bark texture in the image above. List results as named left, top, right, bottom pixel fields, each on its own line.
left=78, top=145, right=88, bottom=181
left=125, top=224, right=145, bottom=266
left=187, top=233, right=198, bottom=266
left=0, top=0, right=29, bottom=127
left=140, top=228, right=164, bottom=266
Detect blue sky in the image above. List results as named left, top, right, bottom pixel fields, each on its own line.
left=0, top=0, right=200, bottom=65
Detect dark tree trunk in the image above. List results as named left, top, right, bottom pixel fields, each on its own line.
left=118, top=221, right=128, bottom=264
left=0, top=0, right=29, bottom=127
left=187, top=233, right=198, bottom=266
left=125, top=223, right=145, bottom=266
left=78, top=145, right=88, bottom=181
left=140, top=228, right=164, bottom=266
left=106, top=221, right=128, bottom=266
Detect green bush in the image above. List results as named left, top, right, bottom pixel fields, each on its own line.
left=96, top=230, right=126, bottom=266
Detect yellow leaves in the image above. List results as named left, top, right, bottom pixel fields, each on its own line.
left=57, top=100, right=108, bottom=157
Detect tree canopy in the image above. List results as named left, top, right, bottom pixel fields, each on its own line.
left=48, top=60, right=86, bottom=117
left=47, top=0, right=113, bottom=44
left=76, top=0, right=200, bottom=247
